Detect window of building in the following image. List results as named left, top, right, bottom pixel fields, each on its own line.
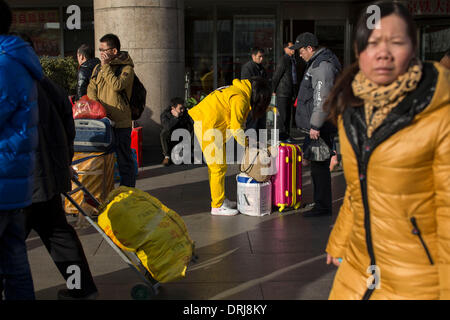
left=10, top=9, right=61, bottom=56
left=420, top=23, right=450, bottom=61
left=185, top=3, right=277, bottom=99
left=185, top=6, right=214, bottom=100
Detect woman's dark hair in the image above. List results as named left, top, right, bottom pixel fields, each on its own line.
left=249, top=76, right=272, bottom=119
left=445, top=48, right=450, bottom=58
left=9, top=32, right=35, bottom=50
left=100, top=33, right=121, bottom=51
left=325, top=1, right=418, bottom=125
left=0, top=0, right=12, bottom=35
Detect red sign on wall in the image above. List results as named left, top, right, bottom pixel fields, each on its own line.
left=408, top=0, right=450, bottom=15
left=11, top=10, right=59, bottom=26
left=11, top=9, right=61, bottom=57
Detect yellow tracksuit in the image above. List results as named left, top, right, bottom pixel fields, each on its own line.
left=188, top=79, right=252, bottom=208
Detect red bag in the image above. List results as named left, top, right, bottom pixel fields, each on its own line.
left=294, top=97, right=298, bottom=108
left=73, top=95, right=107, bottom=119
left=131, top=126, right=143, bottom=168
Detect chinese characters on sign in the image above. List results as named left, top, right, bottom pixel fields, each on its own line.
left=12, top=10, right=59, bottom=25
left=408, top=0, right=450, bottom=15
left=11, top=9, right=60, bottom=56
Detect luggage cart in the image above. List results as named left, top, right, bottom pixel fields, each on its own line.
left=64, top=175, right=161, bottom=300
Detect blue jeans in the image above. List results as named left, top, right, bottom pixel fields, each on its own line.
left=0, top=209, right=35, bottom=300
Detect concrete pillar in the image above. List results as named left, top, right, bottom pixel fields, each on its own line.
left=93, top=0, right=185, bottom=147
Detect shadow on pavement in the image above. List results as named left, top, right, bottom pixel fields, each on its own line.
left=137, top=162, right=206, bottom=180
left=34, top=208, right=340, bottom=300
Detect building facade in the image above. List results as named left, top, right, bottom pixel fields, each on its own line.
left=8, top=0, right=450, bottom=147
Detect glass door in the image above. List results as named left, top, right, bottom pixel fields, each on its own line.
left=233, top=16, right=276, bottom=80
left=419, top=22, right=450, bottom=61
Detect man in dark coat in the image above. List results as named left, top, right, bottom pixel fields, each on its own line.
left=241, top=47, right=268, bottom=80
left=26, top=76, right=99, bottom=300
left=291, top=32, right=341, bottom=218
left=160, top=97, right=193, bottom=166
left=14, top=34, right=99, bottom=300
left=241, top=47, right=268, bottom=141
left=272, top=42, right=297, bottom=140
left=75, top=44, right=100, bottom=101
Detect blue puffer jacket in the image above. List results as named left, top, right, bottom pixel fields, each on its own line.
left=0, top=35, right=43, bottom=210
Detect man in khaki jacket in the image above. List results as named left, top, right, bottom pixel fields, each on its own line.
left=88, top=33, right=136, bottom=187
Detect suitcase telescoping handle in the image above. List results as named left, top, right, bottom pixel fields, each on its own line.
left=267, top=105, right=279, bottom=146
left=66, top=175, right=102, bottom=209
left=63, top=177, right=161, bottom=294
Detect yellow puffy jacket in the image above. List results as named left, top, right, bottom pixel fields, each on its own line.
left=326, top=62, right=450, bottom=300
left=188, top=79, right=252, bottom=147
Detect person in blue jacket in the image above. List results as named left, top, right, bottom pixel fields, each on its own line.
left=0, top=0, right=43, bottom=300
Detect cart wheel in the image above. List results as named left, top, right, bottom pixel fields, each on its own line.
left=131, top=284, right=155, bottom=300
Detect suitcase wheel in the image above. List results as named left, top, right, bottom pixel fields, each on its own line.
left=131, top=283, right=158, bottom=300
left=191, top=254, right=199, bottom=263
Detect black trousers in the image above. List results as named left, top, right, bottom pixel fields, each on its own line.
left=160, top=129, right=182, bottom=158
left=160, top=127, right=194, bottom=158
left=114, top=127, right=136, bottom=188
left=24, top=195, right=97, bottom=297
left=310, top=158, right=332, bottom=213
left=276, top=96, right=292, bottom=138
left=303, top=124, right=335, bottom=213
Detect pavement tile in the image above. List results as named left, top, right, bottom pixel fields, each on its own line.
left=27, top=147, right=347, bottom=300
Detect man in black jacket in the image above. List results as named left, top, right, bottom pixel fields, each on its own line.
left=241, top=47, right=268, bottom=141
left=17, top=34, right=98, bottom=300
left=75, top=44, right=100, bottom=101
left=272, top=42, right=297, bottom=140
left=26, top=77, right=99, bottom=300
left=160, top=97, right=193, bottom=166
left=241, top=47, right=267, bottom=80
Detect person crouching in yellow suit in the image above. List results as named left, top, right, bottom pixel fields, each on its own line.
left=188, top=77, right=272, bottom=216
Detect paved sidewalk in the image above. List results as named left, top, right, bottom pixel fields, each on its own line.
left=27, top=146, right=346, bottom=300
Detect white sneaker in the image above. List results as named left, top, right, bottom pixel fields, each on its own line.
left=222, top=198, right=237, bottom=209
left=211, top=204, right=239, bottom=216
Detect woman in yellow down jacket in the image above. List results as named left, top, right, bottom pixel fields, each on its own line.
left=324, top=1, right=450, bottom=300
left=188, top=77, right=271, bottom=216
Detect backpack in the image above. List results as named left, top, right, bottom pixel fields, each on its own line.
left=115, top=65, right=147, bottom=120
left=92, top=64, right=147, bottom=120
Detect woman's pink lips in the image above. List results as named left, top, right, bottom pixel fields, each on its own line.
left=374, top=67, right=394, bottom=74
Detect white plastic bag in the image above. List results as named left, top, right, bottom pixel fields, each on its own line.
left=236, top=174, right=272, bottom=216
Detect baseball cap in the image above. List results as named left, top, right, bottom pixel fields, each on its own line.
left=289, top=32, right=319, bottom=50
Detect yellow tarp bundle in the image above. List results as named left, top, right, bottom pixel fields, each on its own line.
left=97, top=187, right=195, bottom=283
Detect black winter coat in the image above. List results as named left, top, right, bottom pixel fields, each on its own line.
left=76, top=58, right=100, bottom=101
left=160, top=106, right=193, bottom=133
left=241, top=60, right=268, bottom=80
left=272, top=54, right=295, bottom=97
left=33, top=77, right=76, bottom=203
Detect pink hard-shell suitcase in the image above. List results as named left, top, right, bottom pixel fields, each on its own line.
left=272, top=143, right=302, bottom=212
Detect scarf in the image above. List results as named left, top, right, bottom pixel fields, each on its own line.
left=352, top=62, right=422, bottom=137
